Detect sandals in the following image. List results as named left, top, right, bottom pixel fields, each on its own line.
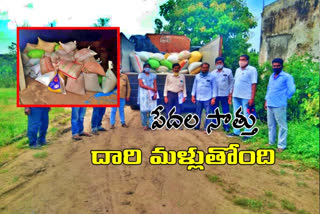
left=79, top=132, right=91, bottom=137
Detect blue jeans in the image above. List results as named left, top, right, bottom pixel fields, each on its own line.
left=110, top=98, right=126, bottom=125
left=71, top=107, right=86, bottom=136
left=267, top=106, right=288, bottom=149
left=232, top=97, right=251, bottom=135
left=166, top=91, right=181, bottom=118
left=27, top=107, right=49, bottom=146
left=195, top=100, right=211, bottom=130
left=91, top=107, right=106, bottom=131
left=140, top=111, right=154, bottom=128
left=211, top=96, right=230, bottom=130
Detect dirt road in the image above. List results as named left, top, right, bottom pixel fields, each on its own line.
left=0, top=107, right=318, bottom=214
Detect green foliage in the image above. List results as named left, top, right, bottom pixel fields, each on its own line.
left=154, top=18, right=163, bottom=34
left=93, top=17, right=110, bottom=27
left=157, top=0, right=257, bottom=70
left=0, top=54, right=16, bottom=88
left=280, top=199, right=296, bottom=212
left=233, top=197, right=263, bottom=211
left=33, top=151, right=48, bottom=159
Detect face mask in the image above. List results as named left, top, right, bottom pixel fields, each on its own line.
left=173, top=72, right=179, bottom=76
left=239, top=61, right=247, bottom=68
left=216, top=64, right=223, bottom=70
left=144, top=68, right=150, bottom=73
left=273, top=68, right=282, bottom=74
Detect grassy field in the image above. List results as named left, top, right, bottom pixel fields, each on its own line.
left=0, top=88, right=70, bottom=147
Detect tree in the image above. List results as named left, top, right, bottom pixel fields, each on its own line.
left=157, top=0, right=257, bottom=70
left=94, top=17, right=110, bottom=27
left=154, top=18, right=163, bottom=34
left=8, top=42, right=16, bottom=56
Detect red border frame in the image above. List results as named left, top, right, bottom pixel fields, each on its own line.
left=17, top=27, right=120, bottom=108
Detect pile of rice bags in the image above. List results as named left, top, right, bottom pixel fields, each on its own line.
left=131, top=50, right=203, bottom=75
left=21, top=37, right=117, bottom=95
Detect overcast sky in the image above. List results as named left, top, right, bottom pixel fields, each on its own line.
left=0, top=0, right=276, bottom=54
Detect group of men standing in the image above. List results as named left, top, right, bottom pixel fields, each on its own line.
left=162, top=55, right=295, bottom=152
left=25, top=54, right=295, bottom=153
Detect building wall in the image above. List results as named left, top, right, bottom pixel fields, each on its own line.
left=259, top=0, right=319, bottom=64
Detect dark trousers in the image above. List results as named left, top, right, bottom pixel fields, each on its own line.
left=195, top=100, right=211, bottom=130
left=166, top=91, right=181, bottom=117
left=91, top=107, right=106, bottom=131
left=211, top=96, right=230, bottom=130
left=28, top=107, right=49, bottom=146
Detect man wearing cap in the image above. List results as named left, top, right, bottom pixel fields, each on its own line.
left=211, top=57, right=234, bottom=133
left=227, top=54, right=258, bottom=140
left=265, top=58, right=295, bottom=153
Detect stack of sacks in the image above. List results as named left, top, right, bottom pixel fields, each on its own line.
left=21, top=37, right=117, bottom=96
left=131, top=50, right=203, bottom=75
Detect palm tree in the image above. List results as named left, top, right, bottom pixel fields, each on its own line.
left=94, top=18, right=110, bottom=27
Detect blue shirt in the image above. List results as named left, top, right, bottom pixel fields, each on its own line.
left=265, top=71, right=295, bottom=107
left=233, top=65, right=258, bottom=99
left=191, top=73, right=217, bottom=101
left=212, top=67, right=234, bottom=97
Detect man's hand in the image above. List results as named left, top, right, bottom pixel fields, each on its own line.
left=248, top=98, right=254, bottom=106
left=228, top=95, right=232, bottom=105
left=151, top=88, right=157, bottom=93
left=24, top=107, right=31, bottom=115
left=210, top=98, right=216, bottom=106
left=153, top=94, right=157, bottom=100
left=182, top=97, right=186, bottom=103
left=264, top=101, right=267, bottom=110
left=191, top=96, right=196, bottom=104
left=126, top=97, right=130, bottom=102
left=164, top=96, right=168, bottom=104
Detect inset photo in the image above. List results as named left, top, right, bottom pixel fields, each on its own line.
left=17, top=27, right=120, bottom=106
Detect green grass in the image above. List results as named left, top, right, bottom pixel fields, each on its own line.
left=264, top=191, right=273, bottom=197
left=205, top=174, right=221, bottom=183
left=32, top=151, right=48, bottom=159
left=0, top=88, right=71, bottom=147
left=244, top=120, right=319, bottom=170
left=280, top=199, right=296, bottom=212
left=297, top=209, right=311, bottom=214
left=233, top=197, right=264, bottom=211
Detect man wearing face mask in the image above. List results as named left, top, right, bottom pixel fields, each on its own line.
left=191, top=63, right=217, bottom=132
left=227, top=54, right=258, bottom=140
left=211, top=57, right=234, bottom=133
left=265, top=58, right=295, bottom=153
left=164, top=63, right=187, bottom=119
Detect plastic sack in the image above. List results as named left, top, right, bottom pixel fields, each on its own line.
left=129, top=52, right=143, bottom=72
left=58, top=60, right=83, bottom=79
left=29, top=64, right=41, bottom=79
left=178, top=50, right=191, bottom=60
left=83, top=72, right=102, bottom=92
left=101, top=69, right=117, bottom=93
left=66, top=73, right=86, bottom=95
left=189, top=51, right=202, bottom=64
left=179, top=59, right=189, bottom=70
left=160, top=59, right=173, bottom=70
left=74, top=48, right=97, bottom=62
left=179, top=69, right=189, bottom=74
left=156, top=66, right=169, bottom=73
left=25, top=58, right=40, bottom=67
left=23, top=43, right=37, bottom=53
left=48, top=72, right=66, bottom=94
left=150, top=53, right=165, bottom=61
left=148, top=58, right=160, bottom=69
left=136, top=51, right=150, bottom=62
left=27, top=49, right=45, bottom=58
left=164, top=53, right=170, bottom=59
left=82, top=61, right=105, bottom=76
left=40, top=57, right=55, bottom=74
left=167, top=54, right=179, bottom=64
left=35, top=71, right=55, bottom=86
left=59, top=41, right=77, bottom=53
left=36, top=37, right=57, bottom=53
left=188, top=62, right=202, bottom=72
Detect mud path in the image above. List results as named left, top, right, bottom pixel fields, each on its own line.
left=0, top=107, right=318, bottom=214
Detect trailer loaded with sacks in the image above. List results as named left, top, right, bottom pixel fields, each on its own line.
left=121, top=33, right=222, bottom=112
